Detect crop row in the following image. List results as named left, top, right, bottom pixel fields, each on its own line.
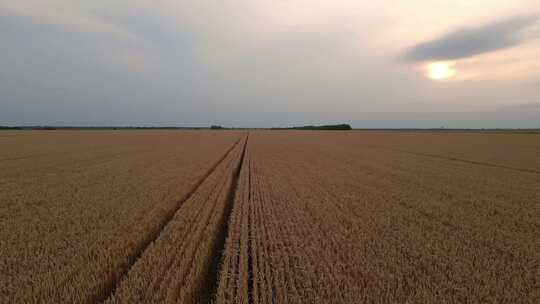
left=0, top=131, right=243, bottom=303
left=106, top=135, right=247, bottom=303
left=1, top=131, right=537, bottom=303
left=217, top=131, right=539, bottom=303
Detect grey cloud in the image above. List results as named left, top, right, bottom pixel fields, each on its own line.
left=403, top=14, right=539, bottom=62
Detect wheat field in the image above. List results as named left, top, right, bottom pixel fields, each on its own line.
left=1, top=130, right=538, bottom=303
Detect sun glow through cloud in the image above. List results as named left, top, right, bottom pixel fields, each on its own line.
left=427, top=61, right=456, bottom=80
left=1, top=1, right=539, bottom=128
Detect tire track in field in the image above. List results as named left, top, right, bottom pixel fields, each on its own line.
left=246, top=156, right=254, bottom=304
left=96, top=135, right=246, bottom=303
left=205, top=133, right=249, bottom=303
left=365, top=145, right=540, bottom=174
left=0, top=154, right=48, bottom=162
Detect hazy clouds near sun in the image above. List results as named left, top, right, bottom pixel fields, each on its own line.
left=1, top=0, right=539, bottom=128
left=403, top=14, right=538, bottom=62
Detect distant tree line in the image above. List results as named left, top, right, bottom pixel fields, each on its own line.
left=271, top=124, right=352, bottom=130
left=0, top=126, right=211, bottom=130
left=5, top=124, right=538, bottom=133
left=0, top=124, right=351, bottom=131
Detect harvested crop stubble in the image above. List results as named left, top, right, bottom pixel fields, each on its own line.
left=105, top=134, right=248, bottom=303
left=0, top=131, right=243, bottom=303
left=217, top=131, right=540, bottom=303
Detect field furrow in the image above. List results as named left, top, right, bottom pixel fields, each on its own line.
left=2, top=130, right=538, bottom=303
left=105, top=134, right=248, bottom=303
left=216, top=131, right=540, bottom=303
left=0, top=131, right=243, bottom=303
left=217, top=140, right=252, bottom=304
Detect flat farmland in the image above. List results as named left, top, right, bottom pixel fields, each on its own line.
left=219, top=131, right=540, bottom=303
left=0, top=131, right=243, bottom=303
left=1, top=131, right=539, bottom=303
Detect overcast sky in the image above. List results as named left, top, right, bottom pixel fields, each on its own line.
left=1, top=1, right=539, bottom=128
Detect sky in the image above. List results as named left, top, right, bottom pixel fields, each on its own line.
left=1, top=1, right=539, bottom=128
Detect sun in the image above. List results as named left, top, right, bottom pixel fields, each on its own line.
left=427, top=61, right=456, bottom=80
